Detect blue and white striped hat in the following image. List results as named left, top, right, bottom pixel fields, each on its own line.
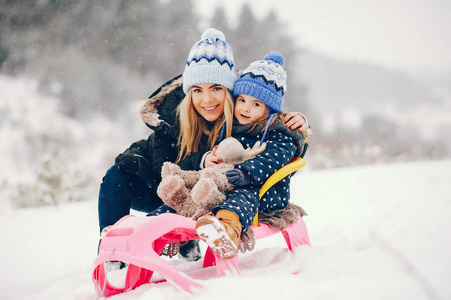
left=183, top=28, right=237, bottom=93
left=233, top=51, right=287, bottom=113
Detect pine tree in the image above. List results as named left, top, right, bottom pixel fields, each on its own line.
left=211, top=6, right=231, bottom=38
left=153, top=0, right=200, bottom=79
left=225, top=5, right=308, bottom=113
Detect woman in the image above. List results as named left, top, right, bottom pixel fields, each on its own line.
left=97, top=28, right=308, bottom=258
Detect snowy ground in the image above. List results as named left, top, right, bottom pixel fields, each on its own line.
left=0, top=160, right=450, bottom=300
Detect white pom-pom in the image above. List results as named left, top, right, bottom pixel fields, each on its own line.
left=263, top=51, right=285, bottom=67
left=201, top=28, right=226, bottom=41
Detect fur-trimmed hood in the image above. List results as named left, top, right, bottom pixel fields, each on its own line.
left=139, top=75, right=184, bottom=128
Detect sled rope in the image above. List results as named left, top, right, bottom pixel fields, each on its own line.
left=97, top=248, right=116, bottom=300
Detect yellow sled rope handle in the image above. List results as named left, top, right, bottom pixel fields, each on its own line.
left=252, top=157, right=306, bottom=226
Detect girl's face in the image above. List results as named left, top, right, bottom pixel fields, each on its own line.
left=234, top=94, right=267, bottom=125
left=191, top=83, right=226, bottom=123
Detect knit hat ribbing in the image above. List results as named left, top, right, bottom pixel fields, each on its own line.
left=233, top=51, right=287, bottom=113
left=183, top=28, right=237, bottom=93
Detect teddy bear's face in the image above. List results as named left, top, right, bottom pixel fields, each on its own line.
left=215, top=138, right=247, bottom=164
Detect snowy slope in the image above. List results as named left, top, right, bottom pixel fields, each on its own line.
left=0, top=160, right=450, bottom=300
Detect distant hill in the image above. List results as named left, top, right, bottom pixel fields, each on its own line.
left=296, top=51, right=449, bottom=114
left=294, top=50, right=451, bottom=140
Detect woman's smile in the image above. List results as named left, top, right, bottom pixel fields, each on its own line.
left=203, top=105, right=220, bottom=111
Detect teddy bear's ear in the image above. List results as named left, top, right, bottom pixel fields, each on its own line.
left=245, top=141, right=267, bottom=157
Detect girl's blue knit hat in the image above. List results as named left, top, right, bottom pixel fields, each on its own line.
left=183, top=28, right=237, bottom=93
left=233, top=51, right=287, bottom=113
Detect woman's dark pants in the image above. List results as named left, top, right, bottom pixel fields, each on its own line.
left=97, top=164, right=163, bottom=232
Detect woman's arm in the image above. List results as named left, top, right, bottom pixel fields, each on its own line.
left=178, top=151, right=206, bottom=171
left=177, top=133, right=213, bottom=171
left=114, top=135, right=161, bottom=189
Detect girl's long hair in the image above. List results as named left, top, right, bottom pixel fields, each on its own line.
left=176, top=88, right=234, bottom=162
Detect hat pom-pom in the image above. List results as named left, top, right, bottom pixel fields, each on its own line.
left=201, top=28, right=226, bottom=41
left=264, top=51, right=285, bottom=67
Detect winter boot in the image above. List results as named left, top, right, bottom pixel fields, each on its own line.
left=195, top=210, right=242, bottom=259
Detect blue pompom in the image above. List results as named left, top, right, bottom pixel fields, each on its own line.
left=201, top=28, right=226, bottom=41
left=263, top=51, right=285, bottom=67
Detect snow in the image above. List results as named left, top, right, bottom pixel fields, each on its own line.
left=0, top=74, right=146, bottom=209
left=1, top=160, right=450, bottom=300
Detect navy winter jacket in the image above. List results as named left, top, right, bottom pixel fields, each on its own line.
left=212, top=118, right=303, bottom=231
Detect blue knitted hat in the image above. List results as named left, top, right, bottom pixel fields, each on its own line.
left=233, top=51, right=287, bottom=113
left=183, top=28, right=237, bottom=93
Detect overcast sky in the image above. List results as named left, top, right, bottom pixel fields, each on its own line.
left=194, top=0, right=451, bottom=75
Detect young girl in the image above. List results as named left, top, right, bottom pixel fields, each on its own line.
left=195, top=51, right=308, bottom=259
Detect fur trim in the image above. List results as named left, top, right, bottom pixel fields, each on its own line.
left=258, top=202, right=307, bottom=230
left=302, top=127, right=313, bottom=144
left=139, top=76, right=183, bottom=127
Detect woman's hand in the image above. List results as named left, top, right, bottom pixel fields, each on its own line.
left=284, top=112, right=307, bottom=132
left=204, top=145, right=223, bottom=168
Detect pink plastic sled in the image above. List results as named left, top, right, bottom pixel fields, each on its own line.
left=93, top=157, right=309, bottom=297
left=92, top=213, right=310, bottom=297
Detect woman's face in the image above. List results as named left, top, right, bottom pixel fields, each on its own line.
left=191, top=83, right=226, bottom=122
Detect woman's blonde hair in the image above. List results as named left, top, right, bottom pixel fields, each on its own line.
left=176, top=88, right=234, bottom=162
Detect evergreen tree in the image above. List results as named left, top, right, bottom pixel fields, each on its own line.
left=211, top=6, right=231, bottom=38
left=0, top=32, right=8, bottom=68
left=226, top=5, right=307, bottom=112
left=154, top=0, right=200, bottom=79
left=228, top=4, right=262, bottom=69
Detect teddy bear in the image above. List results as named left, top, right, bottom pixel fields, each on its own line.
left=156, top=137, right=266, bottom=220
